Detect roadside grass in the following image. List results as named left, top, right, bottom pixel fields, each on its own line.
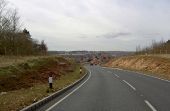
left=0, top=64, right=86, bottom=111
left=0, top=56, right=46, bottom=76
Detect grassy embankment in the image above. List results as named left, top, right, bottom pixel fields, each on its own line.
left=105, top=55, right=170, bottom=80
left=0, top=56, right=48, bottom=68
left=0, top=56, right=86, bottom=111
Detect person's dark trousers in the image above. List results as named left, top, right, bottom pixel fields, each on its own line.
left=49, top=83, right=53, bottom=89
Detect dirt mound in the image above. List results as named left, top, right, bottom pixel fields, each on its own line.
left=106, top=55, right=170, bottom=80
left=0, top=57, right=75, bottom=92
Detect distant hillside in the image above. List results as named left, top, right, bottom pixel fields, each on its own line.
left=48, top=51, right=134, bottom=57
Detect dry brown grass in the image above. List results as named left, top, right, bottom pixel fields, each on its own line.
left=106, top=55, right=170, bottom=80
left=150, top=54, right=170, bottom=59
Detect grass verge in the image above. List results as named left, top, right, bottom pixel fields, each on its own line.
left=0, top=57, right=86, bottom=111
left=0, top=56, right=53, bottom=68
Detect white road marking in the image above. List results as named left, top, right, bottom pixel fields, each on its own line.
left=139, top=72, right=170, bottom=83
left=123, top=80, right=136, bottom=91
left=45, top=71, right=92, bottom=111
left=108, top=67, right=170, bottom=83
left=114, top=74, right=120, bottom=78
left=144, top=100, right=157, bottom=111
left=113, top=68, right=123, bottom=71
left=126, top=70, right=170, bottom=83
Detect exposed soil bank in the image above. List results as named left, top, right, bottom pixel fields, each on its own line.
left=0, top=57, right=74, bottom=92
left=0, top=56, right=85, bottom=111
left=105, top=55, right=170, bottom=80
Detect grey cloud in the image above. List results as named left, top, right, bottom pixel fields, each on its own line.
left=97, top=32, right=131, bottom=39
left=133, top=32, right=163, bottom=38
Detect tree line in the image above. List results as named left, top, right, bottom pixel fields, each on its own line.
left=0, top=0, right=47, bottom=56
left=136, top=39, right=170, bottom=55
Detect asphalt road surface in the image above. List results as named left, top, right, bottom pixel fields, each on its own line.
left=37, top=65, right=170, bottom=111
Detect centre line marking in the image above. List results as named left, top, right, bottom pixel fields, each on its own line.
left=114, top=74, right=119, bottom=78
left=123, top=80, right=136, bottom=91
left=144, top=100, right=157, bottom=111
left=45, top=71, right=92, bottom=111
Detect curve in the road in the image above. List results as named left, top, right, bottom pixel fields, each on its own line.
left=36, top=66, right=170, bottom=111
left=45, top=71, right=92, bottom=111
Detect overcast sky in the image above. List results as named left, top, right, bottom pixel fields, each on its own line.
left=8, top=0, right=170, bottom=51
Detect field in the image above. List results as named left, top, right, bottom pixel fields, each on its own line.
left=0, top=56, right=85, bottom=111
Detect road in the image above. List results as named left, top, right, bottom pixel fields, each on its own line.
left=37, top=65, right=170, bottom=111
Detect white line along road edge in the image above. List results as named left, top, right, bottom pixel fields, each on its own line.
left=109, top=67, right=170, bottom=83
left=123, top=80, right=136, bottom=91
left=144, top=100, right=157, bottom=111
left=45, top=71, right=92, bottom=111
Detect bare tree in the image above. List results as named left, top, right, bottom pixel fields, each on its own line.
left=136, top=39, right=170, bottom=55
left=10, top=9, right=20, bottom=32
left=0, top=0, right=48, bottom=55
